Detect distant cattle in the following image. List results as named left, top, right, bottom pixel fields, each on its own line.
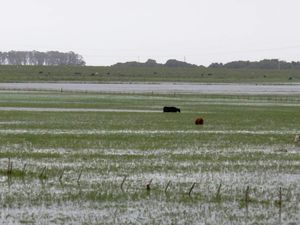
left=294, top=134, right=300, bottom=143
left=163, top=106, right=180, bottom=113
left=195, top=117, right=204, bottom=125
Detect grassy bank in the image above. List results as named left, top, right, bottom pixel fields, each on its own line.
left=0, top=65, right=300, bottom=83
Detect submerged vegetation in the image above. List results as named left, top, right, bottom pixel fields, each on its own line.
left=0, top=91, right=299, bottom=224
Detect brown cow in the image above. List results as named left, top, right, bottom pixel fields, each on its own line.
left=195, top=117, right=204, bottom=125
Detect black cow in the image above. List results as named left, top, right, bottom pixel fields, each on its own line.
left=163, top=106, right=180, bottom=113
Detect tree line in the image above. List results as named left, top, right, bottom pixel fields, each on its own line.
left=209, top=59, right=300, bottom=70
left=113, top=58, right=300, bottom=70
left=112, top=59, right=198, bottom=68
left=0, top=51, right=85, bottom=66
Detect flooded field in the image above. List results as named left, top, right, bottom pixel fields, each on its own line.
left=0, top=82, right=300, bottom=94
left=0, top=91, right=299, bottom=224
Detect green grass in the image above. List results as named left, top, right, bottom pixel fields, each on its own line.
left=0, top=91, right=299, bottom=224
left=1, top=65, right=300, bottom=83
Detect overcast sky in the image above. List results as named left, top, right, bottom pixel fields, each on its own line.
left=1, top=0, right=300, bottom=66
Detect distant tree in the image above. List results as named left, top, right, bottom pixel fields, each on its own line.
left=223, top=61, right=251, bottom=69
left=0, top=52, right=7, bottom=64
left=291, top=61, right=300, bottom=69
left=209, top=59, right=300, bottom=70
left=208, top=62, right=223, bottom=68
left=144, top=59, right=158, bottom=67
left=112, top=58, right=300, bottom=70
left=0, top=50, right=85, bottom=66
left=34, top=51, right=46, bottom=65
left=113, top=61, right=142, bottom=67
left=164, top=59, right=197, bottom=68
left=113, top=59, right=162, bottom=67
left=249, top=59, right=279, bottom=69
left=112, top=59, right=198, bottom=68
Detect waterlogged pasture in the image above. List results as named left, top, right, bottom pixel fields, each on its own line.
left=0, top=91, right=299, bottom=225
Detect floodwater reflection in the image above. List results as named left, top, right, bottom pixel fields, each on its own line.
left=0, top=82, right=300, bottom=94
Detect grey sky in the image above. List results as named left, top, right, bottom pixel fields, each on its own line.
left=1, top=0, right=300, bottom=66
